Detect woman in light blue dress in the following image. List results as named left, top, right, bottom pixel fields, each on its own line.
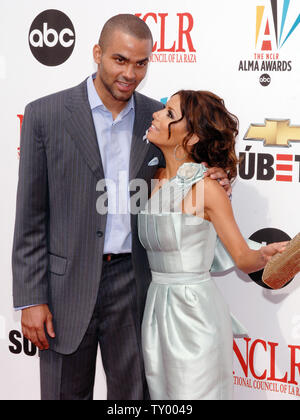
left=138, top=90, right=286, bottom=400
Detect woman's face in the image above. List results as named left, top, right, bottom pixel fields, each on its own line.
left=147, top=94, right=189, bottom=148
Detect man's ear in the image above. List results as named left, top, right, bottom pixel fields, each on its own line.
left=93, top=44, right=102, bottom=65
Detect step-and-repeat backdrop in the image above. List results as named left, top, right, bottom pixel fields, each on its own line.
left=1, top=0, right=299, bottom=400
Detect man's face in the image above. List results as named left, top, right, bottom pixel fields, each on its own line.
left=94, top=30, right=152, bottom=103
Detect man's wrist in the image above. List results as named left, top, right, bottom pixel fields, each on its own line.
left=15, top=304, right=44, bottom=311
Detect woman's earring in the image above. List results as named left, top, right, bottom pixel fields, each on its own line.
left=174, top=145, right=187, bottom=162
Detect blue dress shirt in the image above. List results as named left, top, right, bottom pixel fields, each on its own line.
left=87, top=74, right=135, bottom=254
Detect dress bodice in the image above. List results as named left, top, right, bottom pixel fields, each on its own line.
left=138, top=163, right=218, bottom=274
left=138, top=162, right=262, bottom=276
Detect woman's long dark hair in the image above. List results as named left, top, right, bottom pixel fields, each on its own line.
left=169, top=90, right=239, bottom=181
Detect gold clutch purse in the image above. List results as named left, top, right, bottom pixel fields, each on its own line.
left=262, top=233, right=300, bottom=289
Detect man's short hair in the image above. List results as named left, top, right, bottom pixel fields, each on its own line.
left=99, top=14, right=153, bottom=51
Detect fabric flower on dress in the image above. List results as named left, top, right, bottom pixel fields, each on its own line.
left=176, top=163, right=206, bottom=184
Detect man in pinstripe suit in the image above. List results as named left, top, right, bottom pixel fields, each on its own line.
left=12, top=14, right=165, bottom=400
left=12, top=14, right=229, bottom=400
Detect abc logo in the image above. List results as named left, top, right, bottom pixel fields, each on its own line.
left=259, top=73, right=271, bottom=87
left=29, top=9, right=75, bottom=66
left=248, top=228, right=291, bottom=289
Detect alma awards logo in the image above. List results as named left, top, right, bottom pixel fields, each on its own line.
left=238, top=0, right=300, bottom=85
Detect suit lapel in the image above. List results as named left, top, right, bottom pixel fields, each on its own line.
left=64, top=79, right=105, bottom=181
left=65, top=83, right=153, bottom=182
left=129, top=92, right=152, bottom=181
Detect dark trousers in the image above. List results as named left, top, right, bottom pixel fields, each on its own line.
left=40, top=255, right=147, bottom=400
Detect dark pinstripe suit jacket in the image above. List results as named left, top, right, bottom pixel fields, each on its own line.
left=12, top=78, right=164, bottom=354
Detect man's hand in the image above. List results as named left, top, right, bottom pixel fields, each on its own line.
left=201, top=162, right=232, bottom=197
left=21, top=304, right=55, bottom=351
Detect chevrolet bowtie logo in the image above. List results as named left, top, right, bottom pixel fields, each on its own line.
left=244, top=120, right=300, bottom=147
